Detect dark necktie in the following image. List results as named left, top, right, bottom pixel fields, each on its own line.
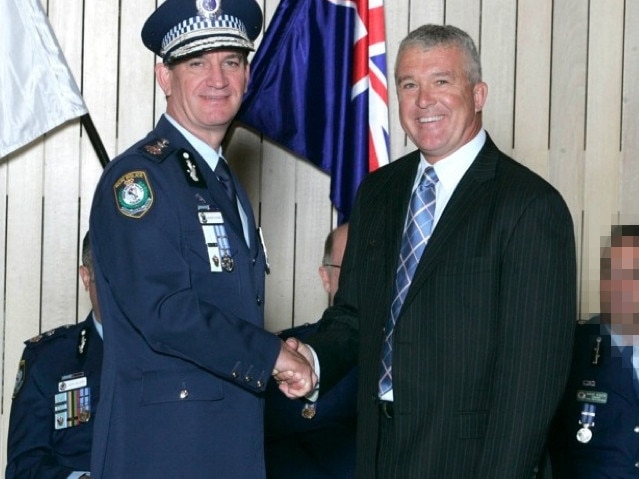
left=214, top=158, right=240, bottom=220
left=379, top=167, right=439, bottom=397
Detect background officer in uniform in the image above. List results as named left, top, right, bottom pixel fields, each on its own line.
left=549, top=224, right=639, bottom=478
left=265, top=224, right=357, bottom=479
left=6, top=231, right=101, bottom=479
left=88, top=0, right=313, bottom=477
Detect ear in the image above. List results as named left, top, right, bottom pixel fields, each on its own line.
left=79, top=265, right=91, bottom=291
left=318, top=266, right=331, bottom=294
left=244, top=62, right=251, bottom=94
left=155, top=62, right=172, bottom=96
left=473, top=81, right=488, bottom=112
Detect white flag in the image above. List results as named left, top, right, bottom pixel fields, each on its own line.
left=0, top=0, right=88, bottom=158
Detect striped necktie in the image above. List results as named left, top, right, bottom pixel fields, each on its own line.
left=379, top=167, right=438, bottom=397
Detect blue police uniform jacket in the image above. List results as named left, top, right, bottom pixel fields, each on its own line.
left=265, top=322, right=357, bottom=479
left=6, top=314, right=102, bottom=479
left=549, top=317, right=639, bottom=478
left=89, top=116, right=281, bottom=479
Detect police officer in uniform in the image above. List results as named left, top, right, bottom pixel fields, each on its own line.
left=265, top=225, right=357, bottom=479
left=6, top=232, right=101, bottom=479
left=549, top=224, right=639, bottom=478
left=88, top=1, right=314, bottom=477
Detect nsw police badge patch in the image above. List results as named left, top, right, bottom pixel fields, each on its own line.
left=114, top=171, right=154, bottom=218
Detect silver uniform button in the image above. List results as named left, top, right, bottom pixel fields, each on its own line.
left=634, top=425, right=639, bottom=433
left=180, top=389, right=189, bottom=399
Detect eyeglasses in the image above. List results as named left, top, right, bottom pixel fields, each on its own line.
left=323, top=264, right=341, bottom=269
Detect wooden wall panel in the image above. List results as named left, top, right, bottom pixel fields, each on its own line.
left=481, top=0, right=517, bottom=154
left=1, top=144, right=45, bottom=463
left=259, top=142, right=298, bottom=331
left=384, top=0, right=409, bottom=160
left=582, top=1, right=625, bottom=317
left=2, top=0, right=639, bottom=471
left=513, top=0, right=552, bottom=177
left=549, top=0, right=588, bottom=315
left=117, top=1, right=158, bottom=152
left=621, top=2, right=639, bottom=220
left=292, top=160, right=333, bottom=329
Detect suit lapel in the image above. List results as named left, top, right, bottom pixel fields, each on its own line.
left=400, top=137, right=500, bottom=313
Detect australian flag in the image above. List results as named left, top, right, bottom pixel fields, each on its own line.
left=236, top=0, right=389, bottom=223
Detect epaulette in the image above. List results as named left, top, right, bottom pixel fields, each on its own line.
left=137, top=137, right=175, bottom=163
left=24, top=324, right=76, bottom=347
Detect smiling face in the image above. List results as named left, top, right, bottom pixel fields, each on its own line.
left=156, top=49, right=249, bottom=148
left=395, top=44, right=487, bottom=163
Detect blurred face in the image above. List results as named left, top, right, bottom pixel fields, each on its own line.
left=156, top=50, right=249, bottom=147
left=319, top=225, right=348, bottom=305
left=600, top=238, right=639, bottom=336
left=395, top=45, right=487, bottom=163
left=80, top=264, right=101, bottom=323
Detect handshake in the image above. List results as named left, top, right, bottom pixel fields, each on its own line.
left=272, top=337, right=318, bottom=398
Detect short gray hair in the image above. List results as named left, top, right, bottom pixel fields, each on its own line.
left=395, top=24, right=482, bottom=85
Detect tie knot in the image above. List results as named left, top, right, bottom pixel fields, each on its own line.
left=421, top=167, right=439, bottom=187
left=215, top=158, right=232, bottom=181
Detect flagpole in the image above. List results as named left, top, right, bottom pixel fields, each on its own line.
left=80, top=114, right=110, bottom=167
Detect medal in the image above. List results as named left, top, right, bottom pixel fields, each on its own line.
left=576, top=426, right=592, bottom=443
left=576, top=402, right=596, bottom=443
left=221, top=254, right=234, bottom=272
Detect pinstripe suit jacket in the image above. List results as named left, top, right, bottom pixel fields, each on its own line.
left=307, top=135, right=576, bottom=478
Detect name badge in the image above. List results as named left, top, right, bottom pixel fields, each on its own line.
left=576, top=390, right=608, bottom=404
left=199, top=211, right=234, bottom=272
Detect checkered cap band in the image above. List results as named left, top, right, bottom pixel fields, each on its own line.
left=161, top=14, right=249, bottom=55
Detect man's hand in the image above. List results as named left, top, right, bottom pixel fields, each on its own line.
left=272, top=339, right=316, bottom=398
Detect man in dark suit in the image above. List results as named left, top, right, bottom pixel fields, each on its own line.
left=88, top=0, right=314, bottom=477
left=549, top=224, right=639, bottom=478
left=6, top=231, right=101, bottom=479
left=265, top=224, right=357, bottom=479
left=277, top=24, right=576, bottom=478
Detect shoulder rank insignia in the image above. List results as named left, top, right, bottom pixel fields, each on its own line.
left=138, top=138, right=174, bottom=163
left=114, top=171, right=154, bottom=218
left=27, top=324, right=71, bottom=344
left=144, top=138, right=170, bottom=155
left=12, top=360, right=26, bottom=398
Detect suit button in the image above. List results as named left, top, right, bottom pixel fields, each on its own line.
left=635, top=425, right=639, bottom=433
left=256, top=296, right=263, bottom=305
left=256, top=380, right=263, bottom=388
left=179, top=389, right=189, bottom=399
left=244, top=376, right=253, bottom=383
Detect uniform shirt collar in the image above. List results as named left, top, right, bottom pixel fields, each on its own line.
left=92, top=312, right=103, bottom=340
left=164, top=113, right=223, bottom=171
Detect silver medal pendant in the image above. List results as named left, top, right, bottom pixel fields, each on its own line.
left=576, top=427, right=593, bottom=443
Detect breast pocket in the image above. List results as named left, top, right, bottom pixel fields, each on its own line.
left=141, top=368, right=224, bottom=405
